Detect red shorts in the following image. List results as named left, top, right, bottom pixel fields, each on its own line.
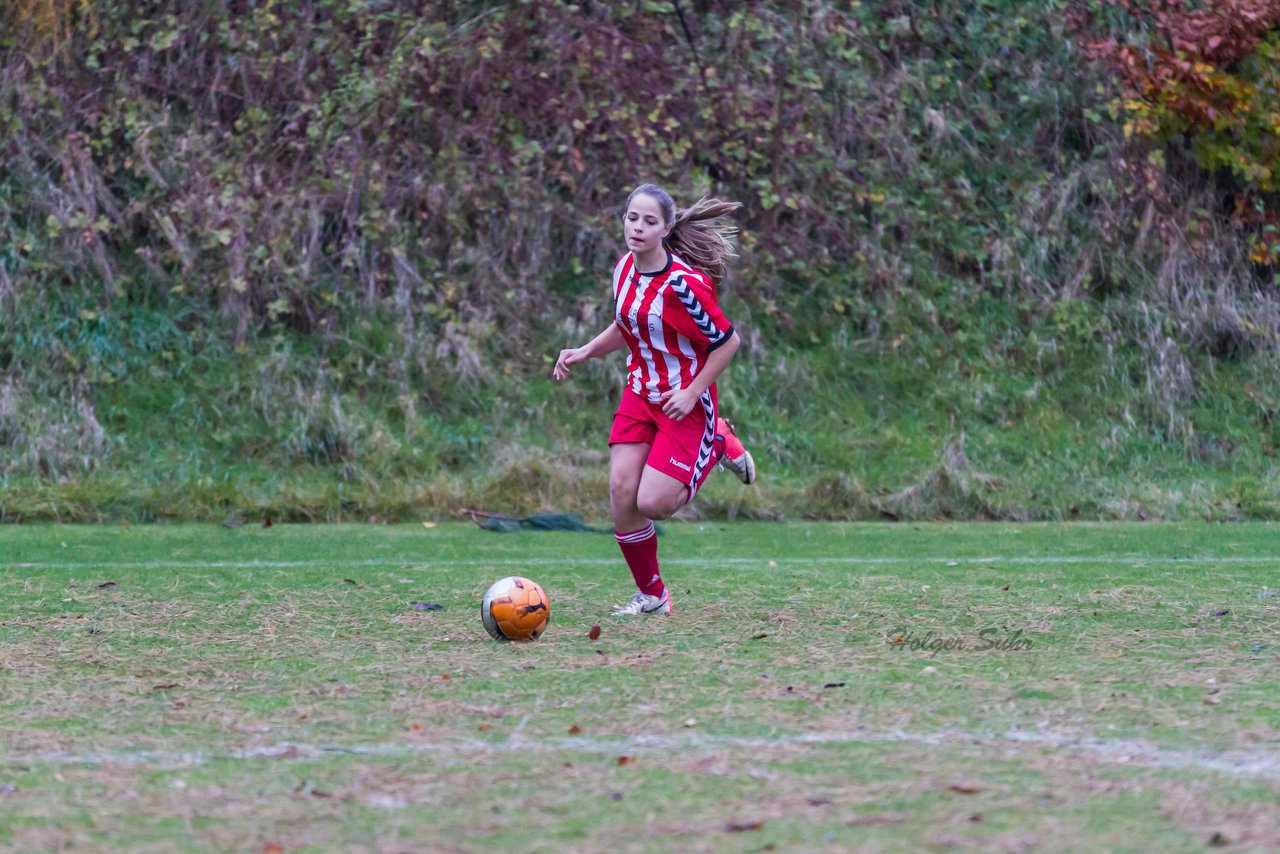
left=609, top=386, right=720, bottom=500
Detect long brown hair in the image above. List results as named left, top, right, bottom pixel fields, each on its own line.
left=627, top=184, right=742, bottom=284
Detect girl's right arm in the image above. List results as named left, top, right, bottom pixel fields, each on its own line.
left=552, top=324, right=625, bottom=381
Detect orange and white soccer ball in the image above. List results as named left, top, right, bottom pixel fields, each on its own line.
left=481, top=576, right=550, bottom=641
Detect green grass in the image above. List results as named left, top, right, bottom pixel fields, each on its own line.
left=2, top=522, right=1279, bottom=852
left=5, top=294, right=1280, bottom=526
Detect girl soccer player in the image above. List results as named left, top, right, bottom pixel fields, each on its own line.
left=552, top=183, right=756, bottom=616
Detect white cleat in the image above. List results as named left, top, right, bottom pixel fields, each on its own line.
left=611, top=590, right=672, bottom=616
left=715, top=417, right=757, bottom=485
left=719, top=448, right=756, bottom=485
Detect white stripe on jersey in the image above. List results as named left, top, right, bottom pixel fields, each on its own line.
left=646, top=290, right=685, bottom=399
left=612, top=252, right=727, bottom=402
left=674, top=330, right=699, bottom=386
left=622, top=281, right=655, bottom=396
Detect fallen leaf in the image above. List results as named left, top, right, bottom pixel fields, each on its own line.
left=588, top=623, right=601, bottom=641
left=617, top=756, right=635, bottom=766
left=847, top=814, right=907, bottom=826
left=725, top=821, right=764, bottom=832
left=478, top=723, right=492, bottom=732
left=263, top=845, right=283, bottom=854
left=410, top=601, right=443, bottom=611
left=949, top=781, right=984, bottom=794
left=409, top=723, right=422, bottom=732
left=568, top=724, right=582, bottom=735
left=440, top=673, right=450, bottom=680
left=96, top=582, right=118, bottom=590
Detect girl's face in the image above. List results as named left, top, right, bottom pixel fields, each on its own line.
left=623, top=193, right=670, bottom=257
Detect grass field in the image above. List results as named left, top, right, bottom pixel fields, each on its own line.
left=1, top=521, right=1278, bottom=852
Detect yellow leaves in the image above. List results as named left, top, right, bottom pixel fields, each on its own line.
left=11, top=0, right=98, bottom=56
left=1248, top=238, right=1280, bottom=265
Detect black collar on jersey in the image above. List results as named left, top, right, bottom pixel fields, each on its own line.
left=634, top=250, right=672, bottom=278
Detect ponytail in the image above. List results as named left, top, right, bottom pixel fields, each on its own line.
left=627, top=184, right=743, bottom=284
left=667, top=196, right=742, bottom=285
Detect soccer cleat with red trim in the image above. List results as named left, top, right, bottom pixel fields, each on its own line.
left=611, top=589, right=672, bottom=616
left=716, top=417, right=756, bottom=485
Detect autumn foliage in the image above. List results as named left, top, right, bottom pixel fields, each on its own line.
left=1072, top=0, right=1280, bottom=260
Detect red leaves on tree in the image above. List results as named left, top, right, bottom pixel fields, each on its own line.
left=1072, top=0, right=1280, bottom=133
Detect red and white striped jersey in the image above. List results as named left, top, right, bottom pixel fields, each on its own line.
left=611, top=252, right=734, bottom=402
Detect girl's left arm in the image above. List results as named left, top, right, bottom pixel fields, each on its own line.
left=659, top=331, right=741, bottom=420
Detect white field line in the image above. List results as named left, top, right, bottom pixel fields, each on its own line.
left=5, top=555, right=1280, bottom=571
left=6, top=729, right=1279, bottom=782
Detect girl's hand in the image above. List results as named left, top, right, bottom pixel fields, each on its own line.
left=553, top=347, right=586, bottom=381
left=660, top=386, right=699, bottom=421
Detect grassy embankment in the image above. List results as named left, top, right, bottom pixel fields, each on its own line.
left=2, top=2, right=1279, bottom=521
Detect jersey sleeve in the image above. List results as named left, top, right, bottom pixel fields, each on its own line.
left=666, top=272, right=734, bottom=351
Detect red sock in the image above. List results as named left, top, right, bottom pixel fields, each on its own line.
left=615, top=522, right=664, bottom=597
left=711, top=433, right=726, bottom=467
